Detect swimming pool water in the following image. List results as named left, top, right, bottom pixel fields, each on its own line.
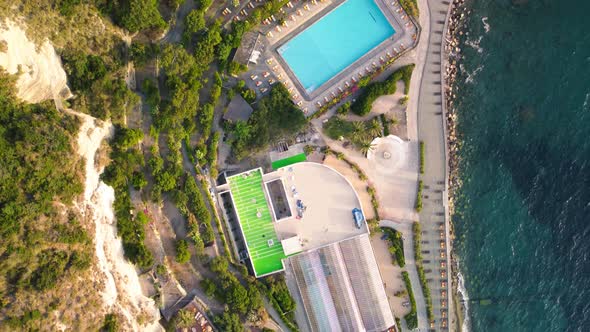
left=278, top=0, right=395, bottom=93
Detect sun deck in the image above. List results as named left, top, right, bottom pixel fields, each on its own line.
left=270, top=162, right=368, bottom=251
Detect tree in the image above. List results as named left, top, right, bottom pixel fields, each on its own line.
left=200, top=278, right=217, bottom=297
left=174, top=309, right=194, bottom=329
left=359, top=140, right=376, bottom=156
left=185, top=10, right=205, bottom=34
left=121, top=0, right=167, bottom=33
left=175, top=239, right=191, bottom=263
left=213, top=310, right=243, bottom=332
left=369, top=118, right=383, bottom=137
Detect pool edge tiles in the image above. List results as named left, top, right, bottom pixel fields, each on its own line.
left=227, top=168, right=287, bottom=277
left=277, top=0, right=396, bottom=95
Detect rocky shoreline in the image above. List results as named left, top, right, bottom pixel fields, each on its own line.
left=443, top=0, right=471, bottom=330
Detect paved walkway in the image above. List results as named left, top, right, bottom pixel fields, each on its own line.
left=416, top=0, right=454, bottom=331
left=379, top=219, right=428, bottom=331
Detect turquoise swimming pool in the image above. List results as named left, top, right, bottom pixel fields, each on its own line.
left=278, top=0, right=395, bottom=93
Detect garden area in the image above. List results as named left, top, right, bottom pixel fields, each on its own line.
left=322, top=116, right=386, bottom=155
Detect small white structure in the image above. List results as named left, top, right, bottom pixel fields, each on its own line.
left=366, top=135, right=408, bottom=172
left=281, top=235, right=303, bottom=255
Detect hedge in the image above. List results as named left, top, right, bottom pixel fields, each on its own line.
left=402, top=271, right=418, bottom=329
left=381, top=227, right=405, bottom=267
left=414, top=222, right=434, bottom=323
left=419, top=141, right=425, bottom=174
left=415, top=180, right=423, bottom=212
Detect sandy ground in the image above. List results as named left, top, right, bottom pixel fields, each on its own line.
left=323, top=154, right=376, bottom=220
left=0, top=20, right=70, bottom=103
left=73, top=112, right=162, bottom=331
left=370, top=233, right=411, bottom=318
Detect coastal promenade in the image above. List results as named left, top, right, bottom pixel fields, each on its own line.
left=379, top=219, right=428, bottom=330
left=416, top=0, right=454, bottom=331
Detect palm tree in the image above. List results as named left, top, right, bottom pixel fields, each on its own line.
left=358, top=140, right=376, bottom=156
left=352, top=121, right=365, bottom=134
left=369, top=118, right=383, bottom=137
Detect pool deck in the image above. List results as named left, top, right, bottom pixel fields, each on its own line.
left=242, top=0, right=419, bottom=115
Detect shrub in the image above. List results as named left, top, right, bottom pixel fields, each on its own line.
left=402, top=271, right=418, bottom=329
left=400, top=0, right=419, bottom=18
left=351, top=64, right=415, bottom=116
left=155, top=264, right=167, bottom=276
left=200, top=278, right=217, bottom=297
left=415, top=180, right=423, bottom=212
left=414, top=222, right=434, bottom=322
left=380, top=113, right=390, bottom=136
left=336, top=101, right=351, bottom=115
left=419, top=141, right=425, bottom=174
left=399, top=95, right=409, bottom=106
left=381, top=227, right=405, bottom=267
left=175, top=239, right=191, bottom=264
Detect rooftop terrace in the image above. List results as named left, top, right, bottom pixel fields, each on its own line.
left=227, top=169, right=286, bottom=276
left=224, top=162, right=368, bottom=277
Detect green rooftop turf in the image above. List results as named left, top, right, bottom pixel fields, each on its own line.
left=228, top=169, right=286, bottom=276
left=271, top=153, right=307, bottom=170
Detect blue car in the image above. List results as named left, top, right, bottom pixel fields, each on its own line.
left=352, top=208, right=364, bottom=229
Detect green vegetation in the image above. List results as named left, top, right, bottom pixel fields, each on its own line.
left=175, top=239, right=191, bottom=263
left=402, top=271, right=418, bottom=329
left=381, top=227, right=405, bottom=267
left=400, top=0, right=419, bottom=18
left=102, top=127, right=154, bottom=269
left=130, top=41, right=159, bottom=67
left=213, top=309, right=244, bottom=332
left=101, top=313, right=119, bottom=332
left=380, top=113, right=390, bottom=136
left=335, top=101, right=351, bottom=115
left=228, top=85, right=307, bottom=160
left=206, top=132, right=220, bottom=179
left=351, top=64, right=415, bottom=115
left=61, top=50, right=139, bottom=124
left=100, top=0, right=167, bottom=33
left=399, top=95, right=409, bottom=106
left=207, top=257, right=264, bottom=318
left=414, top=222, right=434, bottom=323
left=261, top=276, right=298, bottom=331
left=419, top=141, right=425, bottom=174
left=0, top=71, right=102, bottom=326
left=322, top=116, right=383, bottom=154
left=415, top=180, right=423, bottom=212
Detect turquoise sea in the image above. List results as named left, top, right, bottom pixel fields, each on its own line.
left=452, top=0, right=590, bottom=331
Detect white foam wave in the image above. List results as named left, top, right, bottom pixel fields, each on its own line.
left=482, top=17, right=490, bottom=34
left=465, top=65, right=484, bottom=84
left=457, top=261, right=471, bottom=332
left=465, top=36, right=484, bottom=54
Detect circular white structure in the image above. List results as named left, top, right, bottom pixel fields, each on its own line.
left=367, top=135, right=407, bottom=172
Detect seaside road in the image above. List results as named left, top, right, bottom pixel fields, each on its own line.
left=416, top=0, right=454, bottom=331
left=380, top=219, right=428, bottom=331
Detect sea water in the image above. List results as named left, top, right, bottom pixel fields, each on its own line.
left=452, top=0, right=590, bottom=331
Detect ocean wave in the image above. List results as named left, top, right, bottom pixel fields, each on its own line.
left=462, top=64, right=484, bottom=84
left=457, top=262, right=471, bottom=332
left=482, top=17, right=490, bottom=34
left=465, top=35, right=484, bottom=54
